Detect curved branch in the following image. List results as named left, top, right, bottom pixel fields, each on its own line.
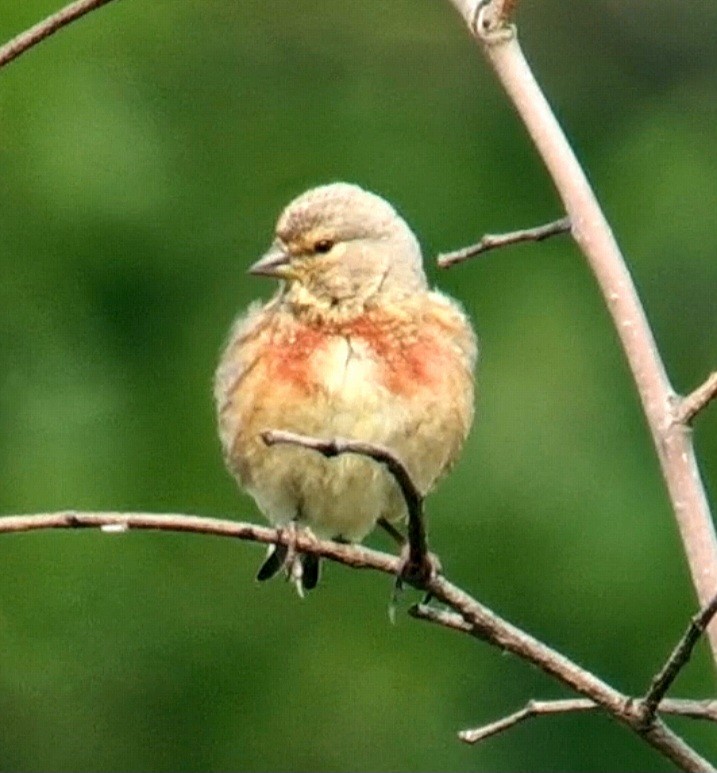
left=444, top=0, right=717, bottom=662
left=0, top=0, right=117, bottom=70
left=411, top=590, right=714, bottom=773
left=261, top=429, right=430, bottom=579
left=0, top=510, right=711, bottom=771
left=1, top=0, right=713, bottom=766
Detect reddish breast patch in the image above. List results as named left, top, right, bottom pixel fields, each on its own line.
left=264, top=312, right=449, bottom=398
left=266, top=324, right=325, bottom=393
left=340, top=314, right=447, bottom=397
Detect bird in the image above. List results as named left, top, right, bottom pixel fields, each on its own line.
left=214, top=182, right=476, bottom=593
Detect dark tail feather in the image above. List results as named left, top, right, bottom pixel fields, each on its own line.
left=256, top=543, right=321, bottom=592
left=301, top=554, right=321, bottom=591
left=256, top=543, right=288, bottom=582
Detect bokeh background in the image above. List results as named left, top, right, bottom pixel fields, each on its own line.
left=1, top=1, right=716, bottom=771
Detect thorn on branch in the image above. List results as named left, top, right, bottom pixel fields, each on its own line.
left=675, top=372, right=717, bottom=425
left=437, top=216, right=571, bottom=268
left=639, top=592, right=717, bottom=726
left=260, top=429, right=433, bottom=588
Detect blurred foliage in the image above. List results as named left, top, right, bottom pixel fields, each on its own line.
left=0, top=1, right=716, bottom=771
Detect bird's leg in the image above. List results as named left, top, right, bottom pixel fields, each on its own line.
left=390, top=545, right=441, bottom=620
left=282, top=521, right=305, bottom=597
left=256, top=519, right=319, bottom=596
left=378, top=516, right=406, bottom=546
left=398, top=542, right=442, bottom=587
left=379, top=517, right=439, bottom=620
left=378, top=518, right=408, bottom=622
left=282, top=520, right=299, bottom=576
left=283, top=520, right=321, bottom=598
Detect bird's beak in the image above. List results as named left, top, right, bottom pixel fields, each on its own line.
left=248, top=241, right=293, bottom=279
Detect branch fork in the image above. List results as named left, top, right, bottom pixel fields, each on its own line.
left=445, top=0, right=717, bottom=665
left=675, top=372, right=717, bottom=426
left=263, top=432, right=717, bottom=770
left=0, top=437, right=714, bottom=770
left=2, top=1, right=717, bottom=770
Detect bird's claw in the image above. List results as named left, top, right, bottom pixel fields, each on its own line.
left=397, top=543, right=442, bottom=588
left=256, top=523, right=319, bottom=596
left=388, top=546, right=441, bottom=622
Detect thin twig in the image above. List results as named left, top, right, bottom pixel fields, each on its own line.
left=450, top=590, right=717, bottom=745
left=0, top=0, right=118, bottom=70
left=414, top=577, right=716, bottom=773
left=641, top=593, right=717, bottom=723
left=459, top=698, right=717, bottom=745
left=261, top=429, right=431, bottom=583
left=460, top=699, right=599, bottom=744
left=676, top=372, right=717, bottom=425
left=0, top=509, right=712, bottom=770
left=437, top=216, right=571, bottom=268
left=661, top=700, right=717, bottom=722
left=444, top=0, right=717, bottom=662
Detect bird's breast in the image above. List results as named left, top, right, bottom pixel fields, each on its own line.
left=265, top=313, right=447, bottom=401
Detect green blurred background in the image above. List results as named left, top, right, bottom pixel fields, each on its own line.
left=1, top=1, right=716, bottom=770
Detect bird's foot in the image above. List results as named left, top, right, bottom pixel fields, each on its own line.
left=397, top=542, right=442, bottom=588
left=388, top=545, right=442, bottom=623
left=256, top=523, right=320, bottom=596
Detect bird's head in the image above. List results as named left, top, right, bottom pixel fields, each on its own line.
left=248, top=183, right=427, bottom=318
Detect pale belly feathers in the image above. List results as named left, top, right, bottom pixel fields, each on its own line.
left=245, top=336, right=414, bottom=541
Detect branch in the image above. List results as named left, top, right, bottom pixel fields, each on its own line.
left=459, top=698, right=717, bottom=745
left=444, top=0, right=717, bottom=663
left=676, top=372, right=717, bottom=425
left=2, top=0, right=714, bottom=765
left=0, top=511, right=399, bottom=572
left=0, top=0, right=117, bottom=70
left=0, top=510, right=712, bottom=770
left=261, top=429, right=431, bottom=582
left=456, top=591, right=717, bottom=750
left=411, top=584, right=716, bottom=772
left=458, top=610, right=717, bottom=749
left=641, top=593, right=717, bottom=723
left=437, top=216, right=571, bottom=268
left=460, top=698, right=598, bottom=744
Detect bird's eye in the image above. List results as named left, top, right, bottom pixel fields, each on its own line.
left=313, top=239, right=334, bottom=254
